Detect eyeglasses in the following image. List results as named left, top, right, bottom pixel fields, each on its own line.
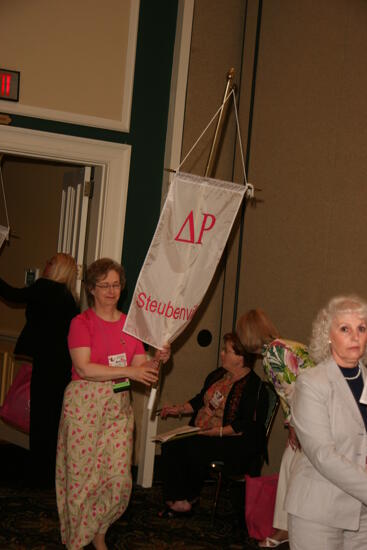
left=95, top=283, right=121, bottom=290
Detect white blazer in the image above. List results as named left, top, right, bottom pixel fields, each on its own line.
left=285, top=357, right=367, bottom=530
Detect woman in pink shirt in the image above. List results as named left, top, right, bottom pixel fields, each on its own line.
left=56, top=258, right=170, bottom=550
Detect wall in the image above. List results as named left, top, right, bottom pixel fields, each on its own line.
left=0, top=1, right=178, bottom=300
left=235, top=0, right=367, bottom=470
left=159, top=0, right=367, bottom=474
left=0, top=0, right=136, bottom=130
left=0, top=157, right=64, bottom=339
left=0, top=1, right=179, bottom=463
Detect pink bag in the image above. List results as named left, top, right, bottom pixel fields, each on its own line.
left=0, top=363, right=31, bottom=433
left=245, top=473, right=279, bottom=540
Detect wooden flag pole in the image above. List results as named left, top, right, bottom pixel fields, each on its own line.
left=205, top=67, right=235, bottom=177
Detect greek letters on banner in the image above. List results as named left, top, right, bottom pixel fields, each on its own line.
left=123, top=172, right=246, bottom=349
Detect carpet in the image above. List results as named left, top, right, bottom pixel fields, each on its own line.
left=0, top=444, right=283, bottom=549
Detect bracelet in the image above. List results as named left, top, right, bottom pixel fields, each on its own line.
left=219, top=426, right=223, bottom=438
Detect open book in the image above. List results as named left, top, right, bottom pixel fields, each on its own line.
left=152, top=425, right=200, bottom=443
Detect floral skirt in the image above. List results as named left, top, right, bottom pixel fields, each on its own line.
left=56, top=380, right=133, bottom=550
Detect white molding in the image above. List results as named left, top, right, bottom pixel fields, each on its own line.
left=121, top=0, right=140, bottom=131
left=0, top=1, right=140, bottom=132
left=161, top=0, right=195, bottom=203
left=0, top=125, right=131, bottom=261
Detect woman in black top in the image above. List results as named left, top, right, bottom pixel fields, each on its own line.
left=158, top=332, right=268, bottom=516
left=0, top=253, right=79, bottom=487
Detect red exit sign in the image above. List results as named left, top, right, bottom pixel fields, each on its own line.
left=0, top=68, right=20, bottom=102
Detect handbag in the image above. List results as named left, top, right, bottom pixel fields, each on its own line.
left=245, top=473, right=278, bottom=540
left=0, top=362, right=32, bottom=433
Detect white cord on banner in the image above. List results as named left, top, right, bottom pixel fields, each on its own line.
left=174, top=89, right=254, bottom=200
left=175, top=91, right=234, bottom=173
left=229, top=89, right=254, bottom=200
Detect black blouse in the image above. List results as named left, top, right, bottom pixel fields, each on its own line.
left=0, top=277, right=79, bottom=360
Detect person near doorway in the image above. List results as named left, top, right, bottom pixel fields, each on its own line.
left=0, top=253, right=79, bottom=487
left=56, top=257, right=170, bottom=550
left=237, top=309, right=315, bottom=548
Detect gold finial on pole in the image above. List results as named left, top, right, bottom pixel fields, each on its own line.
left=205, top=68, right=235, bottom=178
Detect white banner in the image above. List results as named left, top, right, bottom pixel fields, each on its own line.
left=0, top=225, right=9, bottom=250
left=124, top=172, right=246, bottom=349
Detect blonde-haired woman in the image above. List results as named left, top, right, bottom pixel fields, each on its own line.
left=0, top=253, right=79, bottom=487
left=237, top=309, right=314, bottom=548
left=285, top=295, right=367, bottom=549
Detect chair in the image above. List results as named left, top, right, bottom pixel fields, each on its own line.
left=209, top=381, right=279, bottom=525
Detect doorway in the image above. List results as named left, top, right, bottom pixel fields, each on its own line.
left=0, top=125, right=131, bottom=338
left=0, top=125, right=131, bottom=258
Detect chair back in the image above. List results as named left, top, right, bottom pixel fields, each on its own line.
left=209, top=380, right=280, bottom=524
left=263, top=381, right=279, bottom=440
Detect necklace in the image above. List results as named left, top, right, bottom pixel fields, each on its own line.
left=343, top=365, right=361, bottom=381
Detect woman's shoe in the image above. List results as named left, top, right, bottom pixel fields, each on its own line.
left=258, top=536, right=289, bottom=548
left=158, top=506, right=193, bottom=519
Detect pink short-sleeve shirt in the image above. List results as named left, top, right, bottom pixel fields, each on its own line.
left=68, top=308, right=145, bottom=380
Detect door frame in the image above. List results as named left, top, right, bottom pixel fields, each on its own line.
left=0, top=125, right=131, bottom=262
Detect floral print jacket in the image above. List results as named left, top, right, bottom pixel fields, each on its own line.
left=262, top=338, right=315, bottom=425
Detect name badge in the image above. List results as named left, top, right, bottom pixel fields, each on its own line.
left=108, top=353, right=131, bottom=393
left=208, top=390, right=224, bottom=411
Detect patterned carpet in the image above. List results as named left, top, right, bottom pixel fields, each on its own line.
left=0, top=444, right=274, bottom=550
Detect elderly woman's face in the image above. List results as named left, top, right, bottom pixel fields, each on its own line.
left=329, top=312, right=367, bottom=368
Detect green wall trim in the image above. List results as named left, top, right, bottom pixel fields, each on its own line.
left=9, top=114, right=130, bottom=144
left=121, top=0, right=179, bottom=311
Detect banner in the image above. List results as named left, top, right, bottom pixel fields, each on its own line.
left=0, top=225, right=9, bottom=250
left=123, top=172, right=246, bottom=349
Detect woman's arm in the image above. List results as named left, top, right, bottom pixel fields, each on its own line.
left=160, top=402, right=194, bottom=419
left=0, top=278, right=32, bottom=304
left=160, top=369, right=223, bottom=422
left=70, top=347, right=159, bottom=386
left=153, top=343, right=171, bottom=364
left=262, top=346, right=293, bottom=424
left=199, top=425, right=238, bottom=437
left=199, top=380, right=268, bottom=438
left=292, top=372, right=367, bottom=504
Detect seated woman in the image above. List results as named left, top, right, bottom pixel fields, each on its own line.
left=159, top=332, right=268, bottom=517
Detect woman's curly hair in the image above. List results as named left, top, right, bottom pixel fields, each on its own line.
left=309, top=295, right=367, bottom=364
